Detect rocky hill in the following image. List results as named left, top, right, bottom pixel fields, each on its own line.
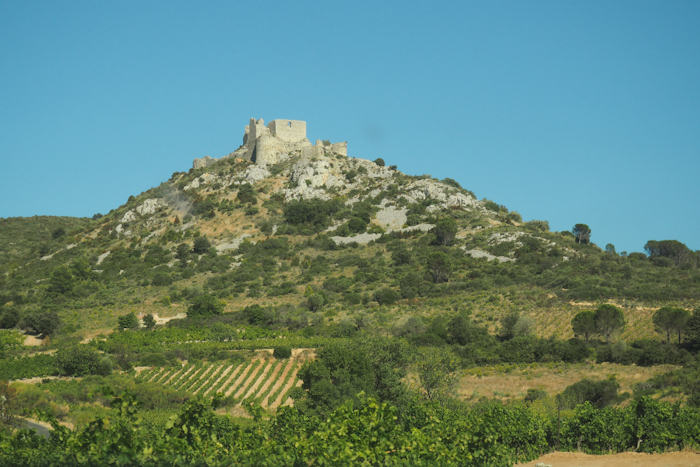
left=1, top=118, right=698, bottom=341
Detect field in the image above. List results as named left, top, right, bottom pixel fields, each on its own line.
left=456, top=362, right=680, bottom=402
left=135, top=348, right=315, bottom=411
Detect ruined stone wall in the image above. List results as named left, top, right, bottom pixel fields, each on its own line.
left=302, top=140, right=347, bottom=158
left=269, top=119, right=306, bottom=142
left=192, top=117, right=345, bottom=168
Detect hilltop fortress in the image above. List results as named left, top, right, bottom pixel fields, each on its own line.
left=193, top=118, right=347, bottom=168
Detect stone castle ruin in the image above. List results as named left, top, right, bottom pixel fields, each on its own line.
left=193, top=118, right=347, bottom=169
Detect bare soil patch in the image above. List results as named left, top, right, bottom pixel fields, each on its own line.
left=516, top=450, right=700, bottom=467
left=458, top=363, right=678, bottom=402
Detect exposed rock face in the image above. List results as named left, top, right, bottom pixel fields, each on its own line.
left=402, top=179, right=476, bottom=210
left=462, top=248, right=515, bottom=263
left=136, top=199, right=168, bottom=216
left=375, top=207, right=408, bottom=230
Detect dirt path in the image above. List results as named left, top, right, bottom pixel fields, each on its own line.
left=271, top=364, right=301, bottom=408
left=516, top=451, right=700, bottom=467
left=242, top=360, right=274, bottom=400
left=262, top=359, right=295, bottom=408
left=234, top=361, right=265, bottom=399
left=216, top=363, right=245, bottom=395
left=202, top=365, right=233, bottom=396
left=256, top=361, right=284, bottom=403
left=225, top=361, right=258, bottom=397
left=193, top=365, right=223, bottom=395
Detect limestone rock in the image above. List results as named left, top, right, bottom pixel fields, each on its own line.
left=121, top=210, right=137, bottom=223
left=375, top=207, right=408, bottom=230
left=136, top=198, right=168, bottom=216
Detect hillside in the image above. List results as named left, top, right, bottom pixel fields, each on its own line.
left=3, top=118, right=700, bottom=465
left=1, top=119, right=698, bottom=341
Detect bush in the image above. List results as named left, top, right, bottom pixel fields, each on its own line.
left=56, top=345, right=101, bottom=377
left=187, top=294, right=225, bottom=317
left=193, top=236, right=212, bottom=254
left=273, top=346, right=292, bottom=359
left=373, top=288, right=399, bottom=306
left=117, top=312, right=139, bottom=330
left=143, top=314, right=156, bottom=329
left=0, top=307, right=20, bottom=329
left=242, top=304, right=271, bottom=326
left=23, top=310, right=61, bottom=336
left=559, top=377, right=620, bottom=409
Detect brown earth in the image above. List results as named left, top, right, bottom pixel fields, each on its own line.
left=516, top=450, right=700, bottom=466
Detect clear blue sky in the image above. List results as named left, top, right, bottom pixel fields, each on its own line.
left=1, top=1, right=698, bottom=254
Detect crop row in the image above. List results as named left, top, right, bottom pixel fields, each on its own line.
left=137, top=352, right=311, bottom=409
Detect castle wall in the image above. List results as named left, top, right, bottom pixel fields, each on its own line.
left=269, top=119, right=306, bottom=142
left=193, top=117, right=344, bottom=168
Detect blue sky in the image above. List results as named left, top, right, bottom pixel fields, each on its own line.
left=1, top=1, right=698, bottom=254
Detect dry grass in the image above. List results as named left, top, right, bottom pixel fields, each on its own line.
left=457, top=362, right=679, bottom=402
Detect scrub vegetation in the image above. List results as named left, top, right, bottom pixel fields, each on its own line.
left=1, top=152, right=700, bottom=464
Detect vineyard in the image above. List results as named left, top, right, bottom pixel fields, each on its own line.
left=135, top=349, right=314, bottom=410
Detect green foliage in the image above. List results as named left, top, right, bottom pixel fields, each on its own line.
left=56, top=345, right=102, bottom=377
left=416, top=346, right=458, bottom=400
left=571, top=310, right=596, bottom=342
left=117, top=312, right=139, bottom=330
left=373, top=287, right=399, bottom=306
left=427, top=251, right=452, bottom=283
left=187, top=294, right=224, bottom=317
left=0, top=307, right=20, bottom=329
left=347, top=216, right=368, bottom=233
left=373, top=157, right=385, bottom=167
left=559, top=376, right=621, bottom=409
left=0, top=380, right=17, bottom=428
left=499, top=311, right=535, bottom=340
left=23, top=310, right=61, bottom=336
left=143, top=314, right=156, bottom=329
left=652, top=306, right=689, bottom=343
left=572, top=223, right=591, bottom=244
left=0, top=354, right=57, bottom=380
left=283, top=198, right=342, bottom=231
left=236, top=183, right=257, bottom=204
left=433, top=217, right=458, bottom=246
left=594, top=304, right=626, bottom=342
left=47, top=265, right=74, bottom=295
left=273, top=346, right=292, bottom=359
left=192, top=236, right=211, bottom=254
left=645, top=239, right=696, bottom=268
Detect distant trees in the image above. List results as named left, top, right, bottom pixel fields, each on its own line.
left=572, top=224, right=591, bottom=244
left=373, top=158, right=385, bottom=167
left=593, top=304, right=625, bottom=343
left=644, top=240, right=696, bottom=268
left=652, top=307, right=689, bottom=343
left=433, top=218, right=458, bottom=246
left=427, top=252, right=452, bottom=283
left=571, top=304, right=626, bottom=343
left=56, top=345, right=101, bottom=377
left=192, top=236, right=211, bottom=254
left=143, top=313, right=156, bottom=329
left=24, top=310, right=61, bottom=336
left=187, top=294, right=224, bottom=317
left=499, top=311, right=536, bottom=340
left=117, top=312, right=139, bottom=330
left=47, top=265, right=74, bottom=295
left=571, top=311, right=596, bottom=342
left=236, top=183, right=257, bottom=204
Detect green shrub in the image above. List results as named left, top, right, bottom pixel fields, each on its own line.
left=273, top=346, right=292, bottom=359
left=56, top=345, right=101, bottom=377
left=187, top=294, right=224, bottom=317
